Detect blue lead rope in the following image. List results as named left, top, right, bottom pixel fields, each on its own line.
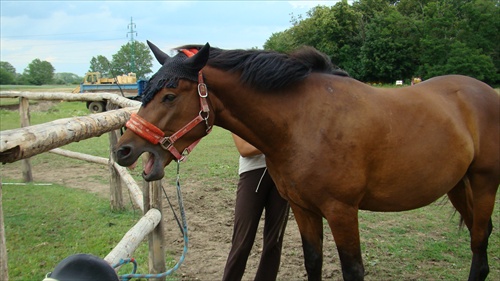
left=114, top=161, right=189, bottom=281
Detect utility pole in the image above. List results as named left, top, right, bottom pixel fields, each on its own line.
left=127, top=17, right=137, bottom=73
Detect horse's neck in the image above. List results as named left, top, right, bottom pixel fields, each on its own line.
left=205, top=68, right=288, bottom=155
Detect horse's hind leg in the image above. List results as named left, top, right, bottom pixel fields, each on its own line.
left=324, top=201, right=364, bottom=281
left=289, top=202, right=324, bottom=281
left=466, top=173, right=498, bottom=281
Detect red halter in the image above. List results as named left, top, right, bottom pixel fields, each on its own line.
left=125, top=49, right=212, bottom=161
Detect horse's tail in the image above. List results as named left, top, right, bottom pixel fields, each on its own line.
left=459, top=175, right=474, bottom=230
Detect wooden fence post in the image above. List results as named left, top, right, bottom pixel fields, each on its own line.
left=142, top=154, right=165, bottom=281
left=0, top=180, right=8, bottom=281
left=19, top=97, right=32, bottom=182
left=109, top=129, right=124, bottom=211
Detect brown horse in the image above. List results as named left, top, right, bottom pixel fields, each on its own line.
left=115, top=42, right=499, bottom=281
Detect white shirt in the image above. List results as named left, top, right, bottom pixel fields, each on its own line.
left=238, top=154, right=266, bottom=175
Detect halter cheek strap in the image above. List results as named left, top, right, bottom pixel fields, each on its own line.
left=125, top=48, right=212, bottom=162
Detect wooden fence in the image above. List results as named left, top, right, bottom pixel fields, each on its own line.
left=0, top=91, right=166, bottom=281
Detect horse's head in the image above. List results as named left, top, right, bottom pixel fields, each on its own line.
left=115, top=41, right=213, bottom=181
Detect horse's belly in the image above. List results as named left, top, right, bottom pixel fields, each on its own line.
left=358, top=177, right=462, bottom=212
left=358, top=130, right=474, bottom=211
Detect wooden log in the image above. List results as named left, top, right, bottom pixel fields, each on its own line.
left=49, top=148, right=108, bottom=165
left=113, top=163, right=144, bottom=212
left=144, top=179, right=166, bottom=281
left=19, top=97, right=33, bottom=183
left=0, top=106, right=138, bottom=164
left=104, top=208, right=161, bottom=266
left=108, top=129, right=124, bottom=211
left=0, top=91, right=141, bottom=109
left=0, top=181, right=8, bottom=281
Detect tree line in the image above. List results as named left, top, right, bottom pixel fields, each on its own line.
left=264, top=0, right=499, bottom=85
left=0, top=41, right=152, bottom=86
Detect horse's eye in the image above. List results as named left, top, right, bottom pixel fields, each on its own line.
left=162, top=94, right=176, bottom=102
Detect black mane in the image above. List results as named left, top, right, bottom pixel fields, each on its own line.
left=177, top=45, right=347, bottom=92
left=142, top=45, right=347, bottom=104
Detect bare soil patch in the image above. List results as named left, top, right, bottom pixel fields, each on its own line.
left=1, top=158, right=337, bottom=281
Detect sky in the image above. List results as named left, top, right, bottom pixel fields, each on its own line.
left=1, top=0, right=345, bottom=76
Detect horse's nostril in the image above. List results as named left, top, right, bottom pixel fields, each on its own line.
left=116, top=146, right=131, bottom=159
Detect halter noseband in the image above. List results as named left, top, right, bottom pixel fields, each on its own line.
left=125, top=48, right=212, bottom=161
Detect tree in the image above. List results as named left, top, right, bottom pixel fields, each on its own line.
left=455, top=0, right=500, bottom=82
left=111, top=41, right=153, bottom=79
left=419, top=41, right=497, bottom=81
left=264, top=31, right=297, bottom=53
left=53, top=72, right=82, bottom=85
left=0, top=62, right=16, bottom=76
left=265, top=1, right=364, bottom=76
left=0, top=68, right=15, bottom=85
left=414, top=0, right=499, bottom=83
left=263, top=0, right=499, bottom=84
left=0, top=62, right=16, bottom=85
left=361, top=8, right=419, bottom=82
left=23, top=59, right=55, bottom=85
left=89, top=55, right=111, bottom=77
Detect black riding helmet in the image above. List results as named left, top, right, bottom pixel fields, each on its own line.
left=43, top=254, right=119, bottom=281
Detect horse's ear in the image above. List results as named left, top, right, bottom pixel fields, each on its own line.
left=147, top=40, right=170, bottom=65
left=184, top=43, right=210, bottom=71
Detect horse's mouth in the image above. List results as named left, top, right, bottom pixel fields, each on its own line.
left=144, top=152, right=155, bottom=175
left=142, top=152, right=166, bottom=181
left=115, top=145, right=166, bottom=182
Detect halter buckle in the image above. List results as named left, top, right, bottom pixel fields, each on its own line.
left=160, top=137, right=173, bottom=150
left=198, top=83, right=208, bottom=98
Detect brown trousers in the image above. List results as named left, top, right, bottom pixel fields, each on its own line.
left=222, top=168, right=289, bottom=281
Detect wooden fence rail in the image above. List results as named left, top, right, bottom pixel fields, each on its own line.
left=105, top=208, right=162, bottom=265
left=0, top=92, right=165, bottom=281
left=0, top=105, right=138, bottom=164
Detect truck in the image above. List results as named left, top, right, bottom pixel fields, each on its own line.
left=72, top=72, right=146, bottom=112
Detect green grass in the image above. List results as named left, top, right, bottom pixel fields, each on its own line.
left=0, top=100, right=89, bottom=130
left=2, top=182, right=150, bottom=280
left=355, top=201, right=500, bottom=280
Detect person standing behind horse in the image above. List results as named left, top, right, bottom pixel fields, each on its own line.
left=222, top=134, right=290, bottom=281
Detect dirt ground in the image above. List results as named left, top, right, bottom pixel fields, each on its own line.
left=1, top=157, right=340, bottom=281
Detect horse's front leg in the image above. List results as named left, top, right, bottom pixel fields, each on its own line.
left=289, top=202, right=324, bottom=281
left=325, top=201, right=364, bottom=281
